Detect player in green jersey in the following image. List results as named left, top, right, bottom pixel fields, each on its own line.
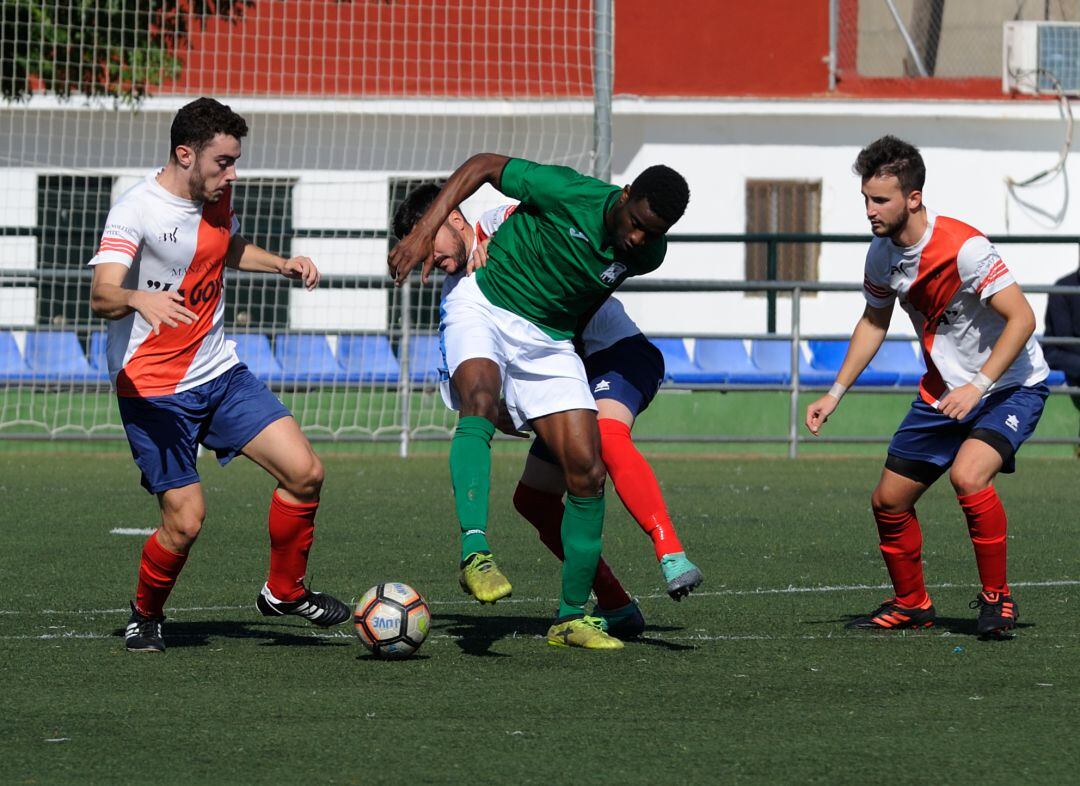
left=388, top=154, right=689, bottom=650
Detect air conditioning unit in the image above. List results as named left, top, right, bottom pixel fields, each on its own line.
left=1003, top=21, right=1080, bottom=95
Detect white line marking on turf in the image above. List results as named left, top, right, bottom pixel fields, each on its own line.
left=110, top=528, right=157, bottom=536
left=1, top=578, right=1075, bottom=617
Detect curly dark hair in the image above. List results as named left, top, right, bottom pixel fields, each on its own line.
left=170, top=97, right=248, bottom=159
left=628, top=165, right=690, bottom=226
left=392, top=182, right=458, bottom=240
left=853, top=135, right=925, bottom=194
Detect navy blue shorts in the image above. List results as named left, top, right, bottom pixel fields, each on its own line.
left=530, top=334, right=664, bottom=464
left=888, top=384, right=1048, bottom=475
left=118, top=363, right=291, bottom=494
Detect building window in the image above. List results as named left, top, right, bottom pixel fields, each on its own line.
left=744, top=180, right=821, bottom=292
left=228, top=179, right=295, bottom=330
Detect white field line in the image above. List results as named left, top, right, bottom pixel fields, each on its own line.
left=3, top=629, right=1079, bottom=644
left=110, top=528, right=157, bottom=536
left=1, top=578, right=1076, bottom=618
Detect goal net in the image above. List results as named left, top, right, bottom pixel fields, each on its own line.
left=0, top=0, right=604, bottom=450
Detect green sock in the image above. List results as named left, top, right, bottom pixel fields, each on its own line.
left=450, top=416, right=496, bottom=562
left=558, top=493, right=605, bottom=619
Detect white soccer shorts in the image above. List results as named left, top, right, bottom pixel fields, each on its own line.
left=438, top=274, right=597, bottom=430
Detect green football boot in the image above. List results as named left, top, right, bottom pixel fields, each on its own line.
left=660, top=552, right=703, bottom=601
left=592, top=600, right=646, bottom=639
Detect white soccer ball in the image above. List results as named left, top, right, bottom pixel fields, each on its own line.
left=353, top=582, right=431, bottom=659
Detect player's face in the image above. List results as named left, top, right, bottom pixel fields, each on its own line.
left=189, top=133, right=241, bottom=203
left=431, top=211, right=469, bottom=274
left=861, top=174, right=919, bottom=239
left=609, top=194, right=671, bottom=255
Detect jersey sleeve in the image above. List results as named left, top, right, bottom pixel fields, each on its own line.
left=958, top=235, right=1013, bottom=302
left=474, top=204, right=517, bottom=243
left=862, top=243, right=896, bottom=308
left=499, top=158, right=600, bottom=212
left=88, top=199, right=143, bottom=269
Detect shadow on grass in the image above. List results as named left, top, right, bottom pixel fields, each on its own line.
left=112, top=619, right=353, bottom=649
left=431, top=613, right=694, bottom=655
left=808, top=614, right=1034, bottom=640
left=434, top=612, right=548, bottom=657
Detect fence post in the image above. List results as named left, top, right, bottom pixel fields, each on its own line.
left=766, top=239, right=778, bottom=333
left=788, top=286, right=802, bottom=459
left=592, top=0, right=614, bottom=182
left=828, top=0, right=839, bottom=91
left=398, top=279, right=412, bottom=458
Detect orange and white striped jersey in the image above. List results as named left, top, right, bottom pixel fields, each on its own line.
left=863, top=210, right=1048, bottom=406
left=88, top=172, right=241, bottom=397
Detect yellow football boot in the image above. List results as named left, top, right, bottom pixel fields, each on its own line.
left=546, top=615, right=624, bottom=650
left=458, top=552, right=513, bottom=604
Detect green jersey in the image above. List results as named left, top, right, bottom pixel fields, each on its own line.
left=474, top=158, right=667, bottom=340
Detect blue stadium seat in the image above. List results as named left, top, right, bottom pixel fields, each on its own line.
left=337, top=334, right=401, bottom=385
left=693, top=339, right=759, bottom=384
left=867, top=340, right=925, bottom=386
left=652, top=338, right=723, bottom=384
left=750, top=340, right=833, bottom=385
left=1046, top=368, right=1067, bottom=387
left=807, top=340, right=899, bottom=386
left=404, top=334, right=445, bottom=385
left=273, top=334, right=346, bottom=384
left=0, top=331, right=32, bottom=382
left=24, top=331, right=104, bottom=383
left=89, top=331, right=109, bottom=376
left=227, top=333, right=283, bottom=382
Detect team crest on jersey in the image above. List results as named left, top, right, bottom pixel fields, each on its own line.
left=1005, top=413, right=1019, bottom=432
left=599, top=262, right=627, bottom=284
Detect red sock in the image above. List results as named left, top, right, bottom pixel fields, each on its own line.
left=873, top=508, right=929, bottom=608
left=958, top=486, right=1009, bottom=595
left=267, top=490, right=317, bottom=602
left=598, top=418, right=683, bottom=560
left=135, top=531, right=188, bottom=618
left=512, top=482, right=632, bottom=610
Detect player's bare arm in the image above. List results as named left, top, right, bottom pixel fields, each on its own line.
left=90, top=262, right=197, bottom=335
left=806, top=302, right=892, bottom=435
left=226, top=235, right=320, bottom=290
left=388, top=153, right=510, bottom=286
left=938, top=283, right=1036, bottom=420
left=466, top=236, right=491, bottom=275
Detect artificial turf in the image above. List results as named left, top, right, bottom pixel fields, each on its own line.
left=1, top=451, right=1077, bottom=784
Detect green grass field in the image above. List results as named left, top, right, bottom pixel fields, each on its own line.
left=1, top=450, right=1077, bottom=784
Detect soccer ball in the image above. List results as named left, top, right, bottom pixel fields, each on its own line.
left=353, top=583, right=431, bottom=659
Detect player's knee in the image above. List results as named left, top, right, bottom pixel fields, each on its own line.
left=162, top=508, right=204, bottom=546
left=565, top=460, right=607, bottom=498
left=459, top=388, right=499, bottom=422
left=948, top=464, right=990, bottom=496
left=871, top=486, right=906, bottom=515
left=285, top=454, right=324, bottom=501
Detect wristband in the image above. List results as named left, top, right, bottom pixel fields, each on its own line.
left=827, top=382, right=848, bottom=401
left=970, top=371, right=993, bottom=395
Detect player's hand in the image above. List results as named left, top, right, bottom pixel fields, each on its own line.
left=281, top=256, right=320, bottom=290
left=388, top=230, right=436, bottom=286
left=805, top=394, right=840, bottom=436
left=938, top=384, right=981, bottom=420
left=466, top=238, right=491, bottom=276
left=131, top=290, right=198, bottom=336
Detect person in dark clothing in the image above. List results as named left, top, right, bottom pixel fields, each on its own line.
left=1042, top=269, right=1080, bottom=456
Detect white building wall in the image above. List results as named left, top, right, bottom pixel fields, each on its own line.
left=3, top=97, right=1077, bottom=337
